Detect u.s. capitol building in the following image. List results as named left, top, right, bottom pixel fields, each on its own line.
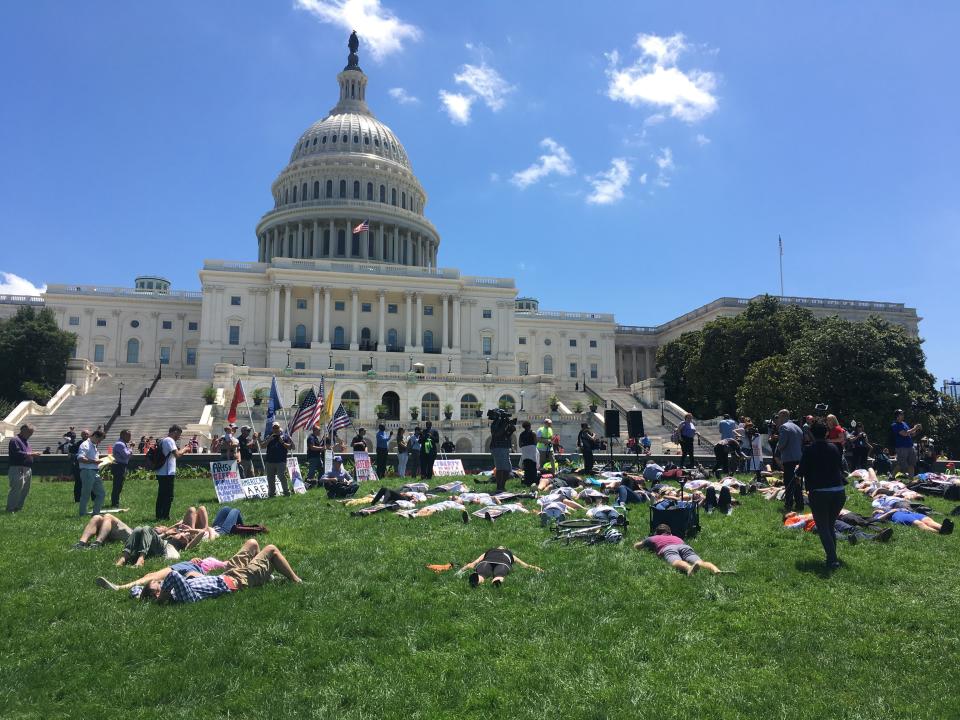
left=24, top=35, right=919, bottom=430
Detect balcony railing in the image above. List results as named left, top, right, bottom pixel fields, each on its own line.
left=330, top=343, right=350, bottom=350
left=290, top=341, right=311, bottom=349
left=257, top=198, right=440, bottom=236
left=46, top=284, right=202, bottom=301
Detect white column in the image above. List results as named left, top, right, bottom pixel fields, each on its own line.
left=404, top=292, right=413, bottom=349
left=360, top=228, right=368, bottom=260
left=378, top=291, right=386, bottom=347
left=312, top=286, right=321, bottom=343
left=283, top=286, right=292, bottom=343
left=216, top=289, right=226, bottom=344
left=322, top=289, right=331, bottom=344
left=452, top=297, right=461, bottom=349
left=297, top=222, right=303, bottom=258
left=414, top=293, right=423, bottom=350
left=350, top=288, right=359, bottom=350
left=441, top=294, right=449, bottom=349
left=313, top=221, right=320, bottom=258
left=272, top=286, right=281, bottom=342
left=328, top=220, right=335, bottom=258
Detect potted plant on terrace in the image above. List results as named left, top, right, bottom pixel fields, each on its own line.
left=409, top=406, right=419, bottom=421
left=589, top=396, right=601, bottom=413
left=443, top=403, right=453, bottom=420
left=375, top=403, right=388, bottom=420
left=474, top=404, right=484, bottom=418
left=252, top=387, right=266, bottom=406
left=548, top=394, right=560, bottom=412
left=573, top=400, right=584, bottom=414
left=203, top=385, right=216, bottom=404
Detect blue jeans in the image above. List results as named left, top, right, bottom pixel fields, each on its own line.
left=617, top=486, right=648, bottom=504
left=212, top=506, right=243, bottom=535
left=306, top=455, right=325, bottom=480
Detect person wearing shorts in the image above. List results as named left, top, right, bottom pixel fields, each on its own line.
left=872, top=509, right=953, bottom=535
left=458, top=546, right=543, bottom=588
left=635, top=524, right=724, bottom=576
left=72, top=513, right=132, bottom=550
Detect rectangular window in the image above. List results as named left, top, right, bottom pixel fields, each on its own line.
left=296, top=299, right=307, bottom=310
left=188, top=322, right=198, bottom=331
left=186, top=348, right=197, bottom=366
left=93, top=344, right=105, bottom=362
left=589, top=340, right=597, bottom=348
left=294, top=361, right=306, bottom=370
left=569, top=339, right=577, bottom=347
left=519, top=360, right=529, bottom=375
left=518, top=337, right=526, bottom=345
left=162, top=320, right=172, bottom=330
left=482, top=309, right=492, bottom=319
left=482, top=336, right=492, bottom=355
left=230, top=296, right=241, bottom=306
left=387, top=304, right=398, bottom=314
left=334, top=301, right=345, bottom=311
left=334, top=362, right=345, bottom=371
left=96, top=318, right=107, bottom=327
left=590, top=363, right=598, bottom=379
left=159, top=346, right=171, bottom=365
left=228, top=325, right=240, bottom=345
left=423, top=305, right=433, bottom=316
left=569, top=362, right=577, bottom=378
left=361, top=302, right=372, bottom=313
left=68, top=316, right=80, bottom=326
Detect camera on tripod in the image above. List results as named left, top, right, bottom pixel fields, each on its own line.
left=487, top=408, right=516, bottom=438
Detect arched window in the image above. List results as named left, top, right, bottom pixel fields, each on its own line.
left=423, top=330, right=434, bottom=351
left=323, top=229, right=330, bottom=255
left=543, top=354, right=554, bottom=375
left=332, top=134, right=337, bottom=143
left=387, top=328, right=398, bottom=350
left=333, top=326, right=345, bottom=346
left=380, top=391, right=400, bottom=420
left=126, top=338, right=140, bottom=364
left=350, top=233, right=360, bottom=256
left=353, top=181, right=360, bottom=199
left=379, top=185, right=386, bottom=203
left=366, top=182, right=373, bottom=200
left=460, top=393, right=479, bottom=420
left=498, top=394, right=516, bottom=413
left=337, top=230, right=346, bottom=256
left=342, top=390, right=359, bottom=417
left=339, top=180, right=347, bottom=198
left=292, top=185, right=297, bottom=203
left=301, top=183, right=307, bottom=201
left=401, top=191, right=406, bottom=209
left=284, top=188, right=289, bottom=204
left=326, top=180, right=333, bottom=198
left=421, top=392, right=440, bottom=421
left=294, top=324, right=307, bottom=344
left=322, top=135, right=327, bottom=144
left=360, top=327, right=371, bottom=347
left=313, top=181, right=320, bottom=199
left=391, top=188, right=397, bottom=206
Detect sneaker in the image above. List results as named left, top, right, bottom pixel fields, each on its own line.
left=461, top=510, right=470, bottom=524
left=88, top=540, right=103, bottom=549
left=826, top=560, right=842, bottom=570
left=71, top=541, right=87, bottom=550
left=940, top=518, right=954, bottom=535
left=875, top=528, right=893, bottom=542
left=951, top=505, right=960, bottom=517
left=484, top=511, right=494, bottom=522
left=95, top=576, right=119, bottom=591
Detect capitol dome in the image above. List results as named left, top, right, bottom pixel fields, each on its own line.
left=255, top=32, right=439, bottom=269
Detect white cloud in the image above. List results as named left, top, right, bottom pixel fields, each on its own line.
left=510, top=138, right=575, bottom=189
left=388, top=87, right=419, bottom=105
left=654, top=147, right=674, bottom=187
left=695, top=133, right=711, bottom=146
left=295, top=0, right=421, bottom=61
left=639, top=173, right=648, bottom=185
left=0, top=272, right=45, bottom=296
left=586, top=158, right=631, bottom=205
left=438, top=90, right=474, bottom=124
left=606, top=32, right=718, bottom=122
left=453, top=63, right=514, bottom=111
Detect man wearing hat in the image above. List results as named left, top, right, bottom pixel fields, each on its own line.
left=536, top=419, right=555, bottom=470
left=321, top=455, right=357, bottom=498
left=220, top=424, right=239, bottom=463
left=237, top=426, right=256, bottom=478
left=262, top=422, right=293, bottom=498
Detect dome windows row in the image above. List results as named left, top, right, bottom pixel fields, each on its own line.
left=293, top=131, right=407, bottom=165
left=274, top=178, right=423, bottom=214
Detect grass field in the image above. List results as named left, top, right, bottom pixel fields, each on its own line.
left=1, top=472, right=959, bottom=720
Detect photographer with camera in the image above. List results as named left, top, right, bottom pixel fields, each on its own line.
left=488, top=409, right=516, bottom=493
left=891, top=409, right=922, bottom=477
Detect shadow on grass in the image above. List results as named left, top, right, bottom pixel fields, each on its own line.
left=794, top=558, right=851, bottom=579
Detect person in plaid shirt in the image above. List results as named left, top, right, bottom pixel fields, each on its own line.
left=140, top=539, right=302, bottom=603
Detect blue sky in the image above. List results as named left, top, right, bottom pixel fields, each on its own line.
left=1, top=1, right=957, bottom=384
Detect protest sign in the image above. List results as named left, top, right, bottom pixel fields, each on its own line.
left=353, top=451, right=378, bottom=483
left=432, top=458, right=465, bottom=477
left=210, top=460, right=285, bottom=501
left=286, top=457, right=307, bottom=495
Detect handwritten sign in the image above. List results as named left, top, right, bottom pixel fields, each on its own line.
left=353, top=451, right=378, bottom=483
left=432, top=459, right=466, bottom=477
left=211, top=460, right=287, bottom=501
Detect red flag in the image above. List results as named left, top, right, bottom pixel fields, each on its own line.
left=227, top=380, right=246, bottom=423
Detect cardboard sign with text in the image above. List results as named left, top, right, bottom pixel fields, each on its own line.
left=211, top=460, right=286, bottom=501
left=286, top=457, right=307, bottom=495
left=432, top=458, right=466, bottom=477
left=353, top=451, right=378, bottom=484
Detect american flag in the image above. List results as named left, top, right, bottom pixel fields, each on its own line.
left=290, top=388, right=323, bottom=432
left=352, top=220, right=369, bottom=234
left=316, top=376, right=325, bottom=418
left=327, top=403, right=353, bottom=433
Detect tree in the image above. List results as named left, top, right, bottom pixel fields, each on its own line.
left=930, top=394, right=960, bottom=458
left=0, top=307, right=76, bottom=404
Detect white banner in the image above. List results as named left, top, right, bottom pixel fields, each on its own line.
left=211, top=460, right=292, bottom=501
left=353, top=451, right=379, bottom=483
left=432, top=458, right=466, bottom=477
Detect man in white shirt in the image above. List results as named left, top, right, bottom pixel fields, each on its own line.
left=77, top=429, right=106, bottom=517
left=156, top=424, right=190, bottom=521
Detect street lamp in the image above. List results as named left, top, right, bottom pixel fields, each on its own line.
left=286, top=349, right=291, bottom=369
left=241, top=348, right=246, bottom=366
left=118, top=381, right=124, bottom=415
left=409, top=354, right=413, bottom=371
left=328, top=352, right=333, bottom=370
left=447, top=355, right=452, bottom=373
left=484, top=356, right=491, bottom=374
left=519, top=389, right=525, bottom=412
left=292, top=384, right=299, bottom=410
left=369, top=354, right=374, bottom=371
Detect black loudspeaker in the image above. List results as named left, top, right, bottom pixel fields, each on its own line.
left=604, top=410, right=620, bottom=438
left=627, top=410, right=645, bottom=439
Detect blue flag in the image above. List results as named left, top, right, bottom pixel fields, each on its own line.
left=264, top=377, right=284, bottom=435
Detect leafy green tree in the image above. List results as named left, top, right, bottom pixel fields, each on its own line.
left=930, top=394, right=960, bottom=458
left=0, top=306, right=75, bottom=404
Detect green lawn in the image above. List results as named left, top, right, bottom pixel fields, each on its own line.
left=1, top=473, right=958, bottom=720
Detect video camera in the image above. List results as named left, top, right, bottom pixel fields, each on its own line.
left=487, top=408, right=516, bottom=438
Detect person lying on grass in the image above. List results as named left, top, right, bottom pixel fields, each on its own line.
left=871, top=508, right=953, bottom=534
left=396, top=499, right=469, bottom=520
left=634, top=524, right=725, bottom=576
left=72, top=513, right=132, bottom=550
left=782, top=511, right=894, bottom=543
left=95, top=556, right=230, bottom=593
left=537, top=487, right=587, bottom=525
left=456, top=547, right=543, bottom=588
left=114, top=526, right=180, bottom=567
left=473, top=503, right=531, bottom=521
left=138, top=539, right=302, bottom=603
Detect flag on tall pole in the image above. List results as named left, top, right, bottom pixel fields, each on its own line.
left=321, top=380, right=335, bottom=422
left=227, top=380, right=246, bottom=424
left=264, top=377, right=284, bottom=435
left=778, top=234, right=785, bottom=298
left=316, top=376, right=325, bottom=413
left=352, top=220, right=369, bottom=234
left=327, top=403, right=352, bottom=433
left=290, top=388, right=323, bottom=432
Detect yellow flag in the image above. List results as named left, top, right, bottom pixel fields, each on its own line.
left=322, top=381, right=335, bottom=421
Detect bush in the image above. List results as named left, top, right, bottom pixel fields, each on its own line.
left=203, top=385, right=216, bottom=404
left=20, top=381, right=53, bottom=406
left=0, top=397, right=13, bottom=420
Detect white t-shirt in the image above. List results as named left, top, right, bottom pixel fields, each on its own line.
left=158, top=436, right=178, bottom=476
left=78, top=439, right=99, bottom=464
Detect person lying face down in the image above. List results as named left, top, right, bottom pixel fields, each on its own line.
left=634, top=524, right=724, bottom=577
left=457, top=546, right=543, bottom=588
